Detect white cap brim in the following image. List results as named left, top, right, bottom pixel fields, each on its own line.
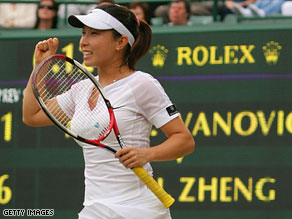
left=68, top=9, right=134, bottom=46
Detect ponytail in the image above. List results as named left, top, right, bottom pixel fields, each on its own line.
left=127, top=19, right=152, bottom=70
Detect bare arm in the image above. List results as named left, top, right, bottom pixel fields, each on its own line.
left=22, top=38, right=59, bottom=127
left=115, top=116, right=195, bottom=168
left=225, top=0, right=256, bottom=8
left=240, top=0, right=257, bottom=7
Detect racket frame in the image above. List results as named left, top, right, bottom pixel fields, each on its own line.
left=31, top=54, right=175, bottom=208
left=32, top=54, right=117, bottom=153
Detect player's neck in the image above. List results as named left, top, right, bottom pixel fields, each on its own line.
left=98, top=65, right=134, bottom=87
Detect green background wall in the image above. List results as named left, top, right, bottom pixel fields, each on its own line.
left=0, top=22, right=292, bottom=218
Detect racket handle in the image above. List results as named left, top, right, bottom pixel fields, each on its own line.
left=132, top=166, right=175, bottom=208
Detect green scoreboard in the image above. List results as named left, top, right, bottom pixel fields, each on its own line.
left=1, top=22, right=292, bottom=218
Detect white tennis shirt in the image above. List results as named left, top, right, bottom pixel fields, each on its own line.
left=57, top=71, right=178, bottom=218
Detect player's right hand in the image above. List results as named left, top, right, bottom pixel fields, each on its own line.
left=34, top=37, right=59, bottom=67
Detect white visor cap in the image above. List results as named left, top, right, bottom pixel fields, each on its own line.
left=68, top=8, right=135, bottom=47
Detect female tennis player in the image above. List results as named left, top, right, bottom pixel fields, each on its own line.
left=22, top=4, right=195, bottom=219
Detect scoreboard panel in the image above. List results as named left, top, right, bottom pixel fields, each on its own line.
left=1, top=23, right=292, bottom=218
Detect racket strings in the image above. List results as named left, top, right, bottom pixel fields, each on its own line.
left=35, top=57, right=112, bottom=140
left=38, top=59, right=77, bottom=98
left=37, top=59, right=66, bottom=98
left=45, top=60, right=83, bottom=124
left=85, top=89, right=112, bottom=139
left=43, top=70, right=68, bottom=97
left=88, top=87, right=100, bottom=111
left=36, top=58, right=87, bottom=127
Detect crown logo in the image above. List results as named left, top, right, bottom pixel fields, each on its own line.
left=149, top=44, right=168, bottom=68
left=262, top=41, right=282, bottom=64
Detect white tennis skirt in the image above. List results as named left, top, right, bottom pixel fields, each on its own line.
left=78, top=192, right=172, bottom=219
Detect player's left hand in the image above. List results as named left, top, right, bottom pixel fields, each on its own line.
left=115, top=147, right=149, bottom=168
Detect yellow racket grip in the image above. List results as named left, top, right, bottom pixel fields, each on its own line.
left=132, top=166, right=175, bottom=208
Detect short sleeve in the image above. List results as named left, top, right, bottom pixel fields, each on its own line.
left=131, top=73, right=179, bottom=128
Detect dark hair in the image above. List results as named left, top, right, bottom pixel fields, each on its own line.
left=34, top=0, right=59, bottom=29
left=98, top=0, right=115, bottom=5
left=129, top=1, right=151, bottom=24
left=97, top=4, right=152, bottom=70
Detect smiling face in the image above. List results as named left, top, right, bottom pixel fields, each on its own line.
left=79, top=26, right=120, bottom=68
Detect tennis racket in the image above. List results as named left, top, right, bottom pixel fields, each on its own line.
left=31, top=54, right=175, bottom=208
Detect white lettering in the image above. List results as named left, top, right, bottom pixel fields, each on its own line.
left=0, top=88, right=22, bottom=103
